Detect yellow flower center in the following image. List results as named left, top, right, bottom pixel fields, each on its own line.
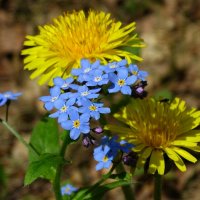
left=103, top=156, right=109, bottom=162
left=45, top=11, right=111, bottom=61
left=131, top=71, right=138, bottom=75
left=127, top=100, right=180, bottom=148
left=89, top=105, right=97, bottom=111
left=73, top=120, right=80, bottom=128
left=117, top=79, right=125, bottom=87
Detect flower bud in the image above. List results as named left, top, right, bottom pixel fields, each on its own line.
left=132, top=81, right=147, bottom=99
left=122, top=152, right=138, bottom=167
left=82, top=135, right=96, bottom=148
left=92, top=127, right=104, bottom=134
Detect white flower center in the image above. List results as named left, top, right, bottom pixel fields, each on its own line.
left=84, top=68, right=91, bottom=73
left=60, top=105, right=68, bottom=112
left=4, top=94, right=10, bottom=98
left=51, top=96, right=58, bottom=102
left=109, top=64, right=116, bottom=69
left=81, top=91, right=89, bottom=96
left=62, top=83, right=69, bottom=88
left=94, top=76, right=102, bottom=82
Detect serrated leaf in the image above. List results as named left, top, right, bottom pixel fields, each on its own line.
left=29, top=117, right=60, bottom=162
left=24, top=153, right=62, bottom=185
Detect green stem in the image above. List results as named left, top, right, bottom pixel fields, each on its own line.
left=89, top=164, right=116, bottom=191
left=75, top=163, right=117, bottom=200
left=53, top=133, right=69, bottom=200
left=0, top=119, right=39, bottom=155
left=154, top=174, right=162, bottom=200
left=5, top=101, right=10, bottom=122
left=116, top=163, right=135, bottom=200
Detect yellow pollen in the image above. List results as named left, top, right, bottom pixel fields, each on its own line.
left=117, top=79, right=125, bottom=87
left=73, top=120, right=80, bottom=128
left=89, top=105, right=97, bottom=111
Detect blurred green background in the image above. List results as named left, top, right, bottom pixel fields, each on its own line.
left=0, top=0, right=200, bottom=199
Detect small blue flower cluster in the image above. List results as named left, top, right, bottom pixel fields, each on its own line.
left=0, top=91, right=22, bottom=106
left=94, top=136, right=134, bottom=170
left=40, top=59, right=148, bottom=141
left=61, top=183, right=78, bottom=196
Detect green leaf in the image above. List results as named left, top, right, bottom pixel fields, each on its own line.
left=29, top=117, right=60, bottom=162
left=24, top=153, right=62, bottom=185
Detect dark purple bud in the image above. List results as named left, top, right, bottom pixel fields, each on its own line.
left=132, top=81, right=148, bottom=99
left=136, top=86, right=144, bottom=94
left=92, top=127, right=104, bottom=134
left=82, top=137, right=90, bottom=148
left=122, top=152, right=138, bottom=167
left=82, top=135, right=96, bottom=148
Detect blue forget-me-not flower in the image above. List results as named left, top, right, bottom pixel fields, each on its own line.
left=108, top=68, right=137, bottom=95
left=39, top=86, right=65, bottom=111
left=128, top=64, right=148, bottom=81
left=0, top=91, right=22, bottom=106
left=79, top=100, right=110, bottom=120
left=61, top=184, right=78, bottom=196
left=61, top=110, right=90, bottom=140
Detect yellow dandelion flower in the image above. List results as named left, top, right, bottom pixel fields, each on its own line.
left=21, top=10, right=145, bottom=85
left=106, top=98, right=200, bottom=175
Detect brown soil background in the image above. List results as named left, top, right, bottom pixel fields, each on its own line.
left=0, top=0, right=200, bottom=200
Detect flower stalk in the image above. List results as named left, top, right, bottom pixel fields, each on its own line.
left=0, top=119, right=39, bottom=155
left=116, top=163, right=135, bottom=200
left=53, top=132, right=70, bottom=200
left=154, top=174, right=162, bottom=200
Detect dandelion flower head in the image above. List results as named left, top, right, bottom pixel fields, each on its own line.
left=106, top=98, right=200, bottom=175
left=22, top=10, right=145, bottom=85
